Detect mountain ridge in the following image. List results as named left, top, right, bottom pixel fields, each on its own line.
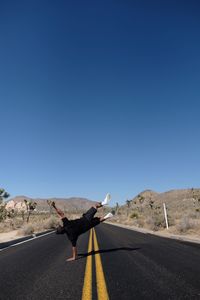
left=7, top=196, right=97, bottom=212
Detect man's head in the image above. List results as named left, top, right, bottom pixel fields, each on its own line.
left=56, top=225, right=65, bottom=234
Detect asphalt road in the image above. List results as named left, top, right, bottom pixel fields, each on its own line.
left=0, top=223, right=200, bottom=300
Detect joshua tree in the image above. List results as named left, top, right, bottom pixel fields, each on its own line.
left=126, top=199, right=131, bottom=216
left=191, top=189, right=200, bottom=211
left=138, top=195, right=145, bottom=204
left=149, top=200, right=154, bottom=209
left=47, top=199, right=53, bottom=215
left=115, top=202, right=119, bottom=214
left=126, top=200, right=131, bottom=208
left=0, top=188, right=10, bottom=222
left=24, top=199, right=37, bottom=223
left=7, top=208, right=16, bottom=218
left=0, top=188, right=10, bottom=204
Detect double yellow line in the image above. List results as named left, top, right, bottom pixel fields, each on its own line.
left=82, top=229, right=109, bottom=300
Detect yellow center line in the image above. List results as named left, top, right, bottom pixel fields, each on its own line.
left=93, top=228, right=109, bottom=300
left=81, top=229, right=93, bottom=300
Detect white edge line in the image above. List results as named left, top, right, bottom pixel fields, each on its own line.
left=0, top=230, right=55, bottom=252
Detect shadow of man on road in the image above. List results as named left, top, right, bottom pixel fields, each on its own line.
left=78, top=247, right=140, bottom=258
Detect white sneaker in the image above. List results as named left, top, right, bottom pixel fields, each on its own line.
left=101, top=193, right=111, bottom=206
left=103, top=212, right=113, bottom=220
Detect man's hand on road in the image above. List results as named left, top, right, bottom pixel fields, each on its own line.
left=66, top=257, right=76, bottom=262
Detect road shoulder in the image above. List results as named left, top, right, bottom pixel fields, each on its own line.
left=0, top=229, right=55, bottom=250
left=107, top=221, right=200, bottom=244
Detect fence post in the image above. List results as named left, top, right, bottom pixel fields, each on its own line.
left=163, top=203, right=169, bottom=230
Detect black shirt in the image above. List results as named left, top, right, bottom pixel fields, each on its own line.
left=62, top=217, right=91, bottom=246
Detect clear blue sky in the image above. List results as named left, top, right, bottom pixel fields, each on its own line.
left=1, top=1, right=200, bottom=204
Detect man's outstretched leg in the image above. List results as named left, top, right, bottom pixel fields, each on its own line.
left=100, top=212, right=114, bottom=222
left=90, top=212, right=114, bottom=227
left=82, top=193, right=111, bottom=222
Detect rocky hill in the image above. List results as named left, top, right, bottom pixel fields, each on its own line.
left=112, top=188, right=200, bottom=235
left=121, top=188, right=200, bottom=210
left=7, top=196, right=96, bottom=213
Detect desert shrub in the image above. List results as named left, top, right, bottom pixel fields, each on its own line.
left=149, top=200, right=154, bottom=209
left=18, top=224, right=34, bottom=235
left=176, top=216, right=196, bottom=233
left=0, top=205, right=7, bottom=222
left=9, top=217, right=25, bottom=230
left=172, top=211, right=182, bottom=220
left=130, top=212, right=139, bottom=219
left=167, top=215, right=175, bottom=226
left=137, top=206, right=143, bottom=213
left=145, top=214, right=165, bottom=231
left=136, top=218, right=145, bottom=227
left=137, top=195, right=145, bottom=204
left=155, top=215, right=165, bottom=229
left=146, top=216, right=158, bottom=231
left=44, top=216, right=59, bottom=229
left=186, top=211, right=199, bottom=219
left=33, top=220, right=45, bottom=232
left=0, top=221, right=11, bottom=233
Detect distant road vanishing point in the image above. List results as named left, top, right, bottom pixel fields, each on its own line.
left=0, top=223, right=200, bottom=299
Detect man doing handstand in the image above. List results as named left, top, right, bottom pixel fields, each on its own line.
left=52, top=194, right=113, bottom=261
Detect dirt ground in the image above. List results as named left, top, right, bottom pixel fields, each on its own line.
left=0, top=230, right=25, bottom=243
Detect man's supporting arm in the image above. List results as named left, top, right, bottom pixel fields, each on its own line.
left=67, top=246, right=77, bottom=261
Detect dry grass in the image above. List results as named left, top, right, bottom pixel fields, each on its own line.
left=18, top=224, right=34, bottom=236
left=43, top=216, right=60, bottom=229
left=0, top=221, right=12, bottom=233
left=176, top=216, right=198, bottom=233
left=17, top=216, right=60, bottom=236
left=0, top=213, right=60, bottom=235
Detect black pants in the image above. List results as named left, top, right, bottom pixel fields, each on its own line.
left=62, top=207, right=101, bottom=229
left=82, top=207, right=100, bottom=227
